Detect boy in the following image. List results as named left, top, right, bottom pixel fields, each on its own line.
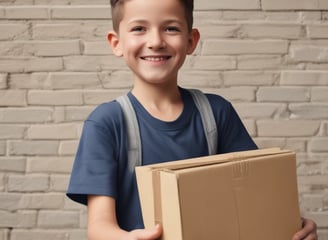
left=67, top=0, right=318, bottom=239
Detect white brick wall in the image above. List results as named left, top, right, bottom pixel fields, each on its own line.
left=0, top=1, right=327, bottom=239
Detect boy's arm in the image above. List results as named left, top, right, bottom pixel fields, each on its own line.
left=88, top=195, right=162, bottom=240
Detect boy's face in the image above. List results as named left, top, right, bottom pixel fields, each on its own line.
left=108, top=0, right=199, bottom=86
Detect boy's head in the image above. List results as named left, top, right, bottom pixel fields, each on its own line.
left=110, top=0, right=194, bottom=32
left=107, top=0, right=200, bottom=85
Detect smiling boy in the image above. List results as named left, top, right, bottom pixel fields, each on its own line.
left=67, top=0, right=317, bottom=239
left=108, top=0, right=200, bottom=122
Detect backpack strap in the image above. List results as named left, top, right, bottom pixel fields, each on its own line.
left=116, top=95, right=142, bottom=171
left=189, top=89, right=218, bottom=155
left=116, top=89, right=218, bottom=170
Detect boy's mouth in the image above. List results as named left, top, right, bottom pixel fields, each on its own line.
left=141, top=56, right=171, bottom=62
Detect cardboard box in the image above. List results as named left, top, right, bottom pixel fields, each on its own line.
left=136, top=148, right=301, bottom=240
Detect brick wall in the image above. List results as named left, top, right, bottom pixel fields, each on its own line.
left=0, top=0, right=327, bottom=239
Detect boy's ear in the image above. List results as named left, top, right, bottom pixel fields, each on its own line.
left=187, top=28, right=200, bottom=55
left=107, top=31, right=123, bottom=57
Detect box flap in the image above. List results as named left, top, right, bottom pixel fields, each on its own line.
left=138, top=148, right=288, bottom=172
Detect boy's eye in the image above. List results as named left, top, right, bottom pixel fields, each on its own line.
left=165, top=26, right=180, bottom=32
left=131, top=26, right=145, bottom=32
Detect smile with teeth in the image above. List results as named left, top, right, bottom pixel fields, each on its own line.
left=141, top=56, right=171, bottom=62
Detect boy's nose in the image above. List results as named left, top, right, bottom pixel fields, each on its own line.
left=147, top=30, right=166, bottom=50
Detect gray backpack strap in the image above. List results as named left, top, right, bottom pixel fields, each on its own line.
left=116, top=95, right=142, bottom=171
left=189, top=89, right=218, bottom=155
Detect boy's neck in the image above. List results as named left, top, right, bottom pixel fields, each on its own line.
left=131, top=83, right=184, bottom=121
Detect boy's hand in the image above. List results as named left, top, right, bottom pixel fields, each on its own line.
left=124, top=224, right=163, bottom=240
left=292, top=218, right=317, bottom=240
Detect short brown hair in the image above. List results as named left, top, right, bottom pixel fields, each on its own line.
left=110, top=0, right=194, bottom=32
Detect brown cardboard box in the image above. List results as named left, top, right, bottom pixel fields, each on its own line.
left=136, top=148, right=301, bottom=240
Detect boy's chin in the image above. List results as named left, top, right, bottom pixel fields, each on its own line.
left=135, top=75, right=177, bottom=86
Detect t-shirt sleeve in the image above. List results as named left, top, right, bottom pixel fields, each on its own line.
left=208, top=94, right=258, bottom=153
left=66, top=105, right=121, bottom=205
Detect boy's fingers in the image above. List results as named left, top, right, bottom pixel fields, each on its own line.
left=292, top=218, right=317, bottom=240
left=128, top=224, right=163, bottom=240
left=141, top=224, right=162, bottom=239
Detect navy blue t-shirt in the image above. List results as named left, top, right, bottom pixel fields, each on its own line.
left=66, top=87, right=257, bottom=231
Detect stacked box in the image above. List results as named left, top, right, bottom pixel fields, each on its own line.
left=136, top=148, right=301, bottom=240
